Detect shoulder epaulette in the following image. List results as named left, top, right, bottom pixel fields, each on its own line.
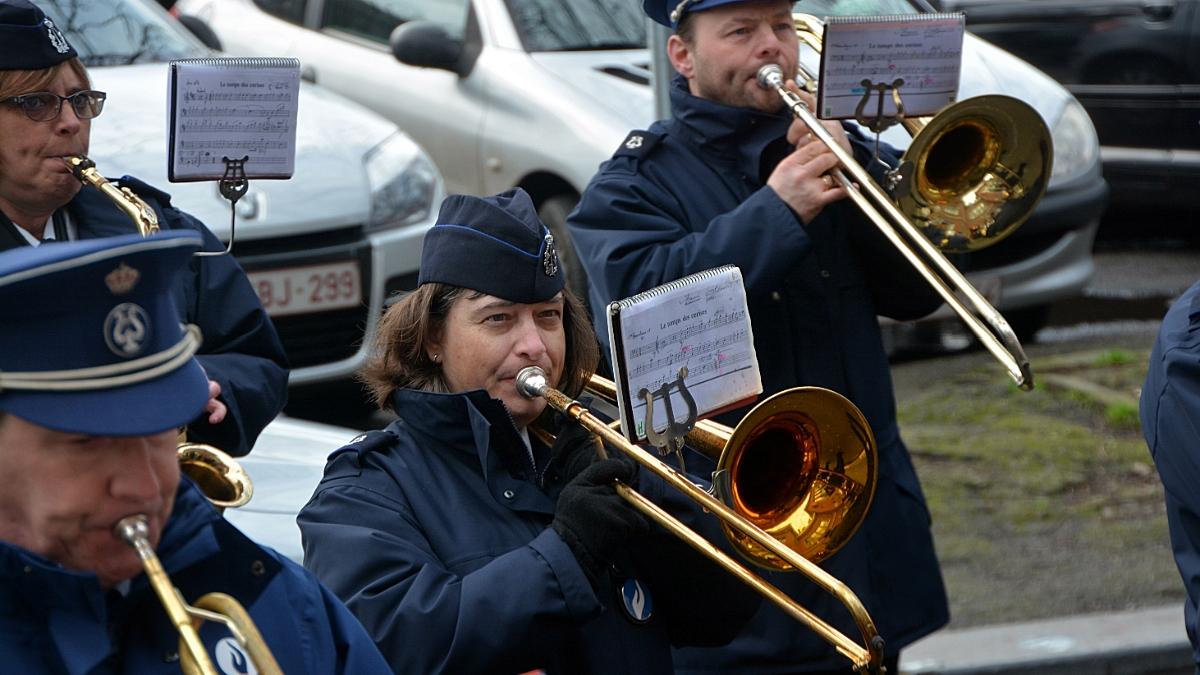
left=338, top=429, right=397, bottom=457
left=613, top=129, right=663, bottom=160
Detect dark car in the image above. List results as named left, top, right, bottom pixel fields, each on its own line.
left=935, top=0, right=1200, bottom=218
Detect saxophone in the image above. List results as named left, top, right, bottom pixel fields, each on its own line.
left=64, top=155, right=159, bottom=236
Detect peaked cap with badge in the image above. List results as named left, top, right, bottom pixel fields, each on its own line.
left=0, top=232, right=210, bottom=436
left=418, top=187, right=563, bottom=303
left=644, top=0, right=759, bottom=27
left=0, top=0, right=76, bottom=71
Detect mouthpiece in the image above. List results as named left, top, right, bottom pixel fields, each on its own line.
left=62, top=155, right=93, bottom=180
left=516, top=366, right=548, bottom=399
left=756, top=64, right=784, bottom=89
left=115, top=515, right=150, bottom=545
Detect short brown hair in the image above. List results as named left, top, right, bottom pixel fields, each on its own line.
left=359, top=285, right=600, bottom=411
left=0, top=58, right=90, bottom=100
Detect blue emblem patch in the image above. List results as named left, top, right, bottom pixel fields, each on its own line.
left=619, top=578, right=653, bottom=624
left=103, top=302, right=150, bottom=357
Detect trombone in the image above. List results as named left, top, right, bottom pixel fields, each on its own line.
left=113, top=445, right=281, bottom=675
left=518, top=367, right=886, bottom=673
left=765, top=14, right=1053, bottom=391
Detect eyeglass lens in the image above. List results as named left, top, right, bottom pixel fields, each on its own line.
left=12, top=91, right=106, bottom=122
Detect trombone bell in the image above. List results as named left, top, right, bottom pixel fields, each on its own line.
left=897, top=96, right=1052, bottom=252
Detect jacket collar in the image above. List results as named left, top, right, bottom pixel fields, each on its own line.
left=668, top=73, right=793, bottom=177
left=389, top=387, right=541, bottom=482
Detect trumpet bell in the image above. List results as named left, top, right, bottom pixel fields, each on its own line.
left=178, top=442, right=253, bottom=510
left=897, top=95, right=1053, bottom=252
left=717, top=387, right=877, bottom=570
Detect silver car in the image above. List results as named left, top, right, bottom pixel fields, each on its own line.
left=178, top=0, right=1106, bottom=342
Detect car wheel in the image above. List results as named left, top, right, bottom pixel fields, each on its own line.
left=537, top=194, right=590, bottom=305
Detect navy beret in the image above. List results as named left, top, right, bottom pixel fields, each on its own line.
left=0, top=0, right=76, bottom=71
left=644, top=0, right=764, bottom=27
left=418, top=188, right=564, bottom=304
left=0, top=232, right=209, bottom=436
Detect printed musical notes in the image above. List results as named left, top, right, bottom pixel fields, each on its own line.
left=167, top=57, right=301, bottom=182
left=607, top=266, right=762, bottom=442
left=817, top=13, right=965, bottom=120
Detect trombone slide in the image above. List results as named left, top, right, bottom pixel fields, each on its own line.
left=756, top=65, right=1034, bottom=390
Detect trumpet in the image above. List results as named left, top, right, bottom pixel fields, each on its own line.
left=519, top=367, right=886, bottom=673
left=763, top=14, right=1052, bottom=391
left=112, top=445, right=281, bottom=675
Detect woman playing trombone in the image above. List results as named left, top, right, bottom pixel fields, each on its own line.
left=298, top=188, right=758, bottom=674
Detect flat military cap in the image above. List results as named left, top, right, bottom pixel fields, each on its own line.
left=0, top=232, right=209, bottom=436
left=418, top=188, right=564, bottom=304
left=645, top=0, right=767, bottom=27
left=0, top=0, right=76, bottom=70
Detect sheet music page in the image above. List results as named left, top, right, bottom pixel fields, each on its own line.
left=818, top=13, right=964, bottom=120
left=609, top=266, right=762, bottom=442
left=167, top=58, right=300, bottom=181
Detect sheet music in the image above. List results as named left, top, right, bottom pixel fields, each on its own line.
left=818, top=13, right=964, bottom=120
left=167, top=58, right=300, bottom=181
left=608, top=266, right=761, bottom=442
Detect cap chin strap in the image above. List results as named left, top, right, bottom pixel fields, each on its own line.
left=670, top=0, right=699, bottom=23
left=0, top=324, right=202, bottom=392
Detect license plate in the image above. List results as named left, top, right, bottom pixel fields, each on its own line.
left=248, top=262, right=361, bottom=317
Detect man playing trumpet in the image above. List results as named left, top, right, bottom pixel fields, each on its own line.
left=0, top=231, right=390, bottom=673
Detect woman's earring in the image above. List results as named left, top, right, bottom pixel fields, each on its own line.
left=431, top=353, right=440, bottom=364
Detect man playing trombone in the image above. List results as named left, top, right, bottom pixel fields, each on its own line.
left=0, top=232, right=390, bottom=673
left=567, top=0, right=948, bottom=671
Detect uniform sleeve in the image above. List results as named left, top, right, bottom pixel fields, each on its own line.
left=1141, top=302, right=1200, bottom=664
left=165, top=208, right=289, bottom=457
left=297, top=467, right=604, bottom=674
left=568, top=171, right=813, bottom=306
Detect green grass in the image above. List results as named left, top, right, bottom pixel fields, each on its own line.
left=895, top=349, right=1178, bottom=626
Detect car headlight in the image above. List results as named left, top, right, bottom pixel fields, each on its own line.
left=1048, top=98, right=1100, bottom=187
left=364, top=131, right=441, bottom=231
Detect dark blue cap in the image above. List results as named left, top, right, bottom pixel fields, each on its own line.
left=418, top=188, right=564, bottom=303
left=644, top=0, right=759, bottom=27
left=0, top=232, right=210, bottom=436
left=0, top=0, right=76, bottom=70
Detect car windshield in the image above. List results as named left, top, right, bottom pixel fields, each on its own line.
left=39, top=0, right=206, bottom=67
left=505, top=0, right=924, bottom=52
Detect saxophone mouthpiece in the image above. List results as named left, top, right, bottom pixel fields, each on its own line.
left=756, top=64, right=784, bottom=89
left=62, top=155, right=93, bottom=179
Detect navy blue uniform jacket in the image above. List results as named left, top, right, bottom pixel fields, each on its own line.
left=1141, top=279, right=1200, bottom=672
left=0, top=177, right=289, bottom=456
left=567, top=76, right=949, bottom=671
left=298, top=387, right=758, bottom=674
left=0, top=478, right=390, bottom=674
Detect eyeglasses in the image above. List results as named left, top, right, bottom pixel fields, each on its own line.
left=1, top=90, right=107, bottom=122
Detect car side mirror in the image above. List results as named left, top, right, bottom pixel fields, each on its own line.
left=390, top=21, right=465, bottom=76
left=177, top=14, right=223, bottom=52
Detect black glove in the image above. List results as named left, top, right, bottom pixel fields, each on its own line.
left=546, top=420, right=603, bottom=486
left=552, top=457, right=649, bottom=589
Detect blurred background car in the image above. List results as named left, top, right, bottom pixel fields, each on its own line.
left=40, top=0, right=443, bottom=393
left=933, top=0, right=1200, bottom=224
left=222, top=415, right=355, bottom=563
left=176, top=0, right=1106, bottom=347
